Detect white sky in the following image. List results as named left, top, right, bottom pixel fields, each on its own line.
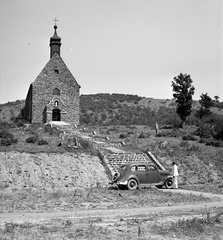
left=0, top=0, right=222, bottom=103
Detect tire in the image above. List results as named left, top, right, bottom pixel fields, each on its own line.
left=112, top=172, right=120, bottom=182
left=127, top=179, right=138, bottom=190
left=165, top=178, right=173, bottom=189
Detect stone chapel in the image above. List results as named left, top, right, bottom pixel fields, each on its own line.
left=21, top=24, right=80, bottom=126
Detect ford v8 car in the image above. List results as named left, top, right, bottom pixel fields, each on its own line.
left=110, top=163, right=173, bottom=190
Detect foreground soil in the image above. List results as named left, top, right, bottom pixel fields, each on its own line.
left=1, top=188, right=223, bottom=240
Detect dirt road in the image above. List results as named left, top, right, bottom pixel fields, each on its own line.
left=1, top=189, right=223, bottom=225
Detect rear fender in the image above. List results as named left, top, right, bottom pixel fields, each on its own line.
left=118, top=175, right=139, bottom=185
left=126, top=175, right=139, bottom=184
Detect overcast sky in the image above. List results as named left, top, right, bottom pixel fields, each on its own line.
left=0, top=0, right=222, bottom=103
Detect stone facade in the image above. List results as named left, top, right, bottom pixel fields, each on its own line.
left=21, top=25, right=80, bottom=126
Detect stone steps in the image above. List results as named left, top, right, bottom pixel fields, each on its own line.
left=69, top=129, right=165, bottom=177
left=104, top=152, right=153, bottom=174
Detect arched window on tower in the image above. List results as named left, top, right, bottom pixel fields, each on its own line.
left=53, top=88, right=60, bottom=95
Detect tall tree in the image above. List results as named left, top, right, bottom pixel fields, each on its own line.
left=171, top=73, right=195, bottom=127
left=196, top=93, right=213, bottom=119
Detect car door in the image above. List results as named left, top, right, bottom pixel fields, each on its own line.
left=147, top=165, right=160, bottom=183
left=136, top=165, right=147, bottom=184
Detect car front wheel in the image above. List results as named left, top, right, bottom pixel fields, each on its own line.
left=127, top=179, right=138, bottom=190
left=165, top=178, right=173, bottom=189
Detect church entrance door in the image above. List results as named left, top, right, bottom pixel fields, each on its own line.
left=52, top=109, right=61, bottom=121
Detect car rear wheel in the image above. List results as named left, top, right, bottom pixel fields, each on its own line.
left=165, top=178, right=173, bottom=189
left=127, top=179, right=138, bottom=190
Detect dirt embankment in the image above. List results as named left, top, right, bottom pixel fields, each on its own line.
left=0, top=152, right=110, bottom=190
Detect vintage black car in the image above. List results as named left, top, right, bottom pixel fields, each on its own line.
left=110, top=163, right=173, bottom=190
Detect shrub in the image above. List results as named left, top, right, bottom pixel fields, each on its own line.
left=199, top=138, right=206, bottom=144
left=0, top=130, right=14, bottom=139
left=138, top=132, right=151, bottom=138
left=38, top=139, right=48, bottom=145
left=194, top=123, right=212, bottom=138
left=138, top=132, right=146, bottom=138
left=26, top=135, right=38, bottom=143
left=179, top=141, right=200, bottom=153
left=44, top=124, right=60, bottom=136
left=28, top=123, right=43, bottom=135
left=199, top=138, right=223, bottom=147
left=0, top=130, right=18, bottom=146
left=0, top=121, right=11, bottom=131
left=0, top=139, right=13, bottom=146
left=79, top=138, right=92, bottom=149
left=15, top=120, right=25, bottom=127
left=119, top=133, right=127, bottom=139
left=205, top=140, right=222, bottom=147
left=214, top=129, right=223, bottom=141
left=182, top=134, right=197, bottom=141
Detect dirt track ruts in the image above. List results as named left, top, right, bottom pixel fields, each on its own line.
left=0, top=189, right=223, bottom=225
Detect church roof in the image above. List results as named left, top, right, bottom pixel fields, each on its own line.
left=32, top=53, right=81, bottom=89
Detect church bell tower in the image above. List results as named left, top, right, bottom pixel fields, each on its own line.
left=49, top=20, right=61, bottom=58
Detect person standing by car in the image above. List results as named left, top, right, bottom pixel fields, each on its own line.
left=172, top=162, right=179, bottom=189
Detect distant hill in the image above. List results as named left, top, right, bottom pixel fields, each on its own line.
left=80, top=93, right=223, bottom=126
left=0, top=93, right=223, bottom=125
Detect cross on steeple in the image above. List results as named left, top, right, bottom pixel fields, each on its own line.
left=53, top=18, right=58, bottom=26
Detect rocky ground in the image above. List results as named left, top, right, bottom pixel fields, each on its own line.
left=0, top=151, right=109, bottom=191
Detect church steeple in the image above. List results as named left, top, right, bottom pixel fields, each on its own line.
left=50, top=19, right=61, bottom=58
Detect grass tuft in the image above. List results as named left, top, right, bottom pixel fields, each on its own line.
left=152, top=211, right=223, bottom=237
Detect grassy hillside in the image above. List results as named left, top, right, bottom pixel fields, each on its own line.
left=0, top=100, right=24, bottom=123
left=0, top=122, right=223, bottom=190
left=1, top=94, right=223, bottom=127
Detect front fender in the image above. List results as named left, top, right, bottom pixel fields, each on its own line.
left=160, top=175, right=173, bottom=184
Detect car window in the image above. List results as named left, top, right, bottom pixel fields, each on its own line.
left=148, top=166, right=156, bottom=171
left=137, top=165, right=146, bottom=171
left=131, top=166, right=137, bottom=171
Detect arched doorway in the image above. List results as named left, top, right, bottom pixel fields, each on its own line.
left=52, top=109, right=61, bottom=121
